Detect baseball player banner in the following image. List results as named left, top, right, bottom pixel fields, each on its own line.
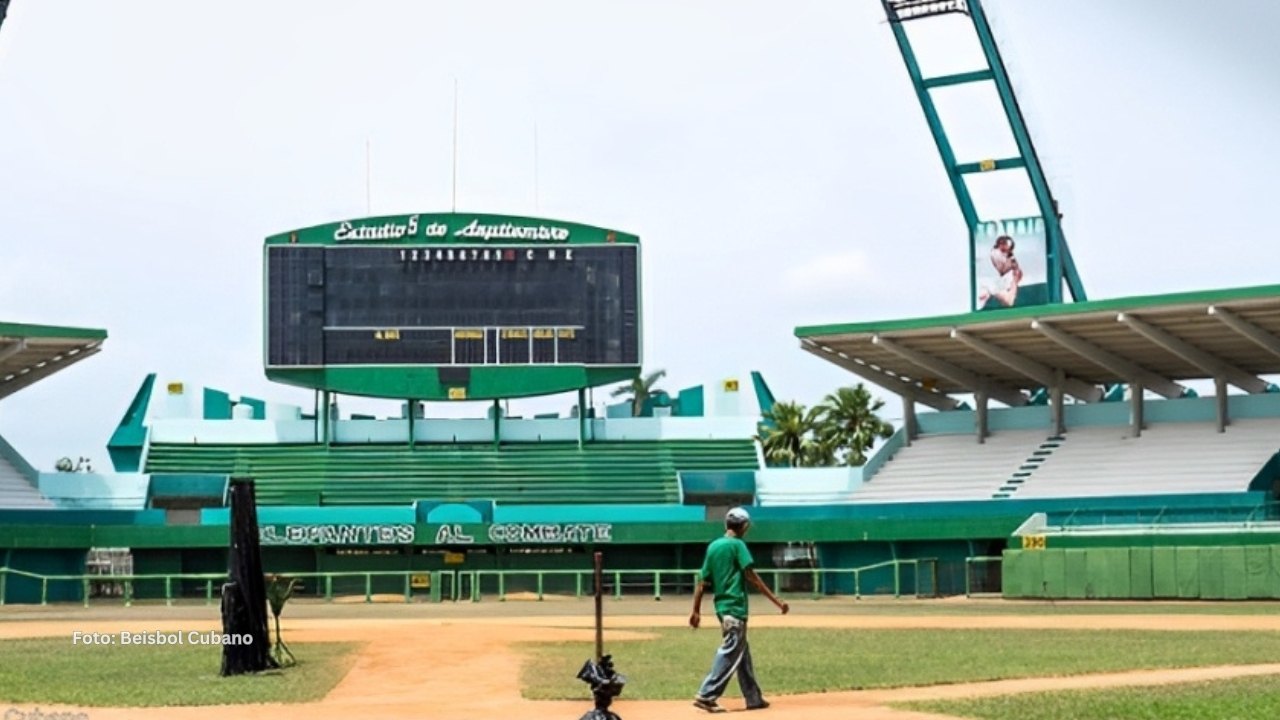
left=972, top=216, right=1049, bottom=311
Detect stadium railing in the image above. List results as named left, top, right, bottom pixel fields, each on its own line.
left=0, top=567, right=454, bottom=607
left=0, top=558, right=952, bottom=606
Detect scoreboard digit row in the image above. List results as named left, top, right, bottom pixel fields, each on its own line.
left=370, top=328, right=578, bottom=341
left=265, top=243, right=638, bottom=368
left=399, top=246, right=577, bottom=263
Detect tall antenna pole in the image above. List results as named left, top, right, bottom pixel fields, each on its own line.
left=365, top=138, right=372, bottom=215
left=451, top=79, right=459, bottom=213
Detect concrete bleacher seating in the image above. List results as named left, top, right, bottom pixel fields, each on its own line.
left=849, top=430, right=1046, bottom=503
left=144, top=440, right=759, bottom=506
left=1011, top=419, right=1280, bottom=499
left=0, top=449, right=53, bottom=509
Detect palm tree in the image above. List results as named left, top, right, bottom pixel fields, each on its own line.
left=819, top=384, right=893, bottom=466
left=803, top=427, right=841, bottom=468
left=757, top=401, right=827, bottom=467
left=611, top=369, right=667, bottom=417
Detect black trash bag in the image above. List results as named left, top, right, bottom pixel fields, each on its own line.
left=219, top=479, right=278, bottom=676
left=577, top=654, right=626, bottom=720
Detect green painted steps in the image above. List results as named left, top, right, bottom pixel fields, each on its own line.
left=994, top=435, right=1066, bottom=500
left=144, top=440, right=759, bottom=506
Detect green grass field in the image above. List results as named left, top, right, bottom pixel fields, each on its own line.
left=520, top=627, right=1280, bottom=701
left=904, top=674, right=1280, bottom=720
left=0, top=638, right=358, bottom=707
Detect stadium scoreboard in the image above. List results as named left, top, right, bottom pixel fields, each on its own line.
left=263, top=213, right=641, bottom=400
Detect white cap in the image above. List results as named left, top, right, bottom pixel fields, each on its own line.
left=726, top=507, right=751, bottom=524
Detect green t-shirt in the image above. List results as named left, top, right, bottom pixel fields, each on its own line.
left=699, top=535, right=754, bottom=620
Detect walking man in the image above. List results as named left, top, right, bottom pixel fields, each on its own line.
left=690, top=507, right=789, bottom=713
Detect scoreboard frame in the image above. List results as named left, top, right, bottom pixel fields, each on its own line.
left=262, top=212, right=642, bottom=401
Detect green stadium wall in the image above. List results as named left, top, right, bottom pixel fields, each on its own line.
left=1004, top=544, right=1280, bottom=600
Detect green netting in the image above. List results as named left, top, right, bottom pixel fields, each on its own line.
left=1198, top=546, right=1225, bottom=600
left=1221, top=546, right=1247, bottom=600
left=1153, top=547, right=1178, bottom=598
left=1065, top=549, right=1088, bottom=599
left=1129, top=546, right=1154, bottom=599
left=1175, top=547, right=1201, bottom=599
left=1042, top=547, right=1067, bottom=597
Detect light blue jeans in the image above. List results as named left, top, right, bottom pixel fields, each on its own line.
left=695, top=615, right=763, bottom=706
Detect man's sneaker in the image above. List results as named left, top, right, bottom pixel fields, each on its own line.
left=746, top=699, right=771, bottom=710
left=693, top=698, right=726, bottom=713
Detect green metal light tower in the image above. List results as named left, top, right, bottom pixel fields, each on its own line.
left=882, top=0, right=1086, bottom=309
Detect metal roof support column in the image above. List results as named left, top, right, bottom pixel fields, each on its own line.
left=800, top=343, right=960, bottom=411
left=951, top=330, right=1101, bottom=403
left=872, top=335, right=1029, bottom=407
left=975, top=391, right=989, bottom=444
left=1050, top=372, right=1065, bottom=437
left=1032, top=320, right=1189, bottom=399
left=1130, top=383, right=1144, bottom=439
left=1208, top=306, right=1280, bottom=359
left=903, top=397, right=918, bottom=445
left=0, top=339, right=26, bottom=363
left=1118, top=313, right=1270, bottom=394
left=1215, top=377, right=1229, bottom=434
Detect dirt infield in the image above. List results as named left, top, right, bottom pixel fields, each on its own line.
left=5, top=601, right=1280, bottom=719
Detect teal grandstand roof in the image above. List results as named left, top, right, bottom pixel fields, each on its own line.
left=795, top=284, right=1280, bottom=409
left=0, top=322, right=107, bottom=400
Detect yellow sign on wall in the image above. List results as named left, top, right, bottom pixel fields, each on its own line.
left=447, top=387, right=467, bottom=400
left=723, top=379, right=739, bottom=392
left=444, top=552, right=466, bottom=565
left=410, top=574, right=431, bottom=588
left=166, top=382, right=185, bottom=395
left=1021, top=535, right=1047, bottom=550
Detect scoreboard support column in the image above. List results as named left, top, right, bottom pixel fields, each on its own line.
left=492, top=399, right=502, bottom=449
left=408, top=400, right=416, bottom=449
left=321, top=391, right=331, bottom=446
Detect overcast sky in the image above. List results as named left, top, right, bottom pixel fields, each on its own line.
left=2, top=1, right=1278, bottom=470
